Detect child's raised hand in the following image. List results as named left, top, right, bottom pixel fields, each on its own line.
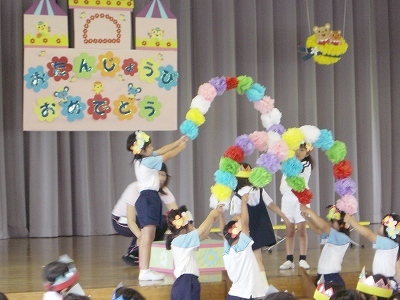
left=241, top=193, right=250, bottom=203
left=180, top=135, right=189, bottom=142
left=300, top=204, right=309, bottom=212
left=344, top=213, right=354, bottom=223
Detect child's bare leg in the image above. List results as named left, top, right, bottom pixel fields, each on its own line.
left=139, top=225, right=156, bottom=270
left=253, top=248, right=265, bottom=272
left=285, top=223, right=295, bottom=255
left=297, top=222, right=308, bottom=256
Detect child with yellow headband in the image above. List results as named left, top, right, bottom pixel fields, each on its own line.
left=126, top=130, right=188, bottom=281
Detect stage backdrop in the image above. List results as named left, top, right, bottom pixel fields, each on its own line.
left=1, top=0, right=400, bottom=239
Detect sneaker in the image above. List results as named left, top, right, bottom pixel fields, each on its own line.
left=138, top=269, right=165, bottom=281
left=279, top=260, right=295, bottom=270
left=121, top=254, right=139, bottom=266
left=299, top=260, right=310, bottom=269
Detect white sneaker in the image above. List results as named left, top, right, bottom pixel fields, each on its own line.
left=279, top=260, right=295, bottom=270
left=138, top=269, right=165, bottom=281
left=299, top=260, right=310, bottom=269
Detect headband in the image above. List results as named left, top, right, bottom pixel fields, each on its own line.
left=172, top=211, right=193, bottom=229
left=43, top=256, right=79, bottom=292
left=313, top=276, right=334, bottom=300
left=132, top=131, right=150, bottom=154
left=236, top=164, right=252, bottom=178
left=356, top=267, right=393, bottom=298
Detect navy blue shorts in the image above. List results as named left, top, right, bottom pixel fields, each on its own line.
left=171, top=274, right=200, bottom=300
left=135, top=190, right=162, bottom=228
left=317, top=273, right=345, bottom=287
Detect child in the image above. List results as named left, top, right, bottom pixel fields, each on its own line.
left=166, top=205, right=223, bottom=300
left=344, top=213, right=400, bottom=285
left=63, top=295, right=91, bottom=300
left=300, top=204, right=351, bottom=286
left=230, top=162, right=290, bottom=291
left=112, top=163, right=178, bottom=266
left=0, top=292, right=8, bottom=300
left=126, top=131, right=187, bottom=281
left=280, top=143, right=314, bottom=270
left=42, top=255, right=82, bottom=300
left=223, top=193, right=268, bottom=299
left=112, top=286, right=146, bottom=300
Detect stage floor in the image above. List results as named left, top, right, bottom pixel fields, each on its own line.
left=0, top=225, right=378, bottom=296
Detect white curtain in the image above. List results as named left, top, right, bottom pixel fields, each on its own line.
left=1, top=0, right=400, bottom=239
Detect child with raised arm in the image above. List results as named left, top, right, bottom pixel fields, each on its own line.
left=344, top=213, right=400, bottom=285
left=223, top=193, right=269, bottom=299
left=300, top=204, right=351, bottom=286
left=126, top=130, right=187, bottom=281
left=230, top=162, right=290, bottom=291
left=166, top=205, right=223, bottom=300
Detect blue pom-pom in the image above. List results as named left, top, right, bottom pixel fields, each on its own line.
left=180, top=120, right=199, bottom=140
left=314, top=129, right=334, bottom=151
left=281, top=157, right=303, bottom=177
left=214, top=170, right=238, bottom=190
left=245, top=83, right=266, bottom=102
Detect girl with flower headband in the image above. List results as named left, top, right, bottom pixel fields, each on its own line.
left=166, top=205, right=223, bottom=300
left=230, top=162, right=290, bottom=292
left=280, top=143, right=314, bottom=270
left=300, top=204, right=351, bottom=287
left=126, top=130, right=188, bottom=281
left=344, top=213, right=400, bottom=286
left=223, top=193, right=278, bottom=299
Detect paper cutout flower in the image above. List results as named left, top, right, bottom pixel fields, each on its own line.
left=228, top=221, right=242, bottom=238
left=60, top=95, right=86, bottom=122
left=121, top=58, right=138, bottom=76
left=113, top=95, right=137, bottom=121
left=97, top=51, right=121, bottom=77
left=138, top=96, right=162, bottom=122
left=157, top=65, right=179, bottom=91
left=139, top=57, right=160, bottom=84
left=24, top=66, right=49, bottom=92
left=47, top=56, right=72, bottom=82
left=73, top=53, right=97, bottom=79
left=34, top=95, right=60, bottom=122
left=87, top=94, right=111, bottom=120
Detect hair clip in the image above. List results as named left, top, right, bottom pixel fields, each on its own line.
left=172, top=211, right=193, bottom=229
left=132, top=131, right=150, bottom=154
left=381, top=215, right=400, bottom=240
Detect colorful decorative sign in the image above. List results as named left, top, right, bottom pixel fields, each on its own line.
left=23, top=0, right=178, bottom=131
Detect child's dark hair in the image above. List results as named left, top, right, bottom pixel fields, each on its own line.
left=381, top=213, right=400, bottom=259
left=330, top=289, right=363, bottom=300
left=43, top=261, right=70, bottom=283
left=158, top=163, right=170, bottom=195
left=166, top=205, right=191, bottom=250
left=265, top=291, right=297, bottom=300
left=63, top=294, right=91, bottom=300
left=326, top=205, right=350, bottom=236
left=300, top=143, right=314, bottom=170
left=0, top=292, right=9, bottom=300
left=113, top=287, right=146, bottom=300
left=223, top=220, right=241, bottom=246
left=126, top=131, right=151, bottom=160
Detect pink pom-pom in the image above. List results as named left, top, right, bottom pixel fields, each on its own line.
left=336, top=195, right=358, bottom=215
left=249, top=131, right=269, bottom=152
left=198, top=83, right=217, bottom=102
left=267, top=140, right=289, bottom=161
left=253, top=95, right=275, bottom=114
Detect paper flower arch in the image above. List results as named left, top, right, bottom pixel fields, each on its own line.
left=180, top=75, right=358, bottom=213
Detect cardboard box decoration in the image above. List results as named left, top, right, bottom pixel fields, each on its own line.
left=149, top=239, right=225, bottom=274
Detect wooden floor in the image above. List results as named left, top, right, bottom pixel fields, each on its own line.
left=0, top=226, right=379, bottom=300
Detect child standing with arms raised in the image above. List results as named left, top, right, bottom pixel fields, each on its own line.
left=300, top=204, right=351, bottom=286
left=280, top=143, right=314, bottom=270
left=230, top=162, right=290, bottom=291
left=127, top=130, right=187, bottom=281
left=223, top=193, right=269, bottom=299
left=344, top=213, right=400, bottom=283
left=166, top=205, right=223, bottom=300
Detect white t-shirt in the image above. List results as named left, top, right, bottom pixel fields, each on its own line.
left=171, top=229, right=200, bottom=279
left=223, top=233, right=265, bottom=298
left=317, top=228, right=350, bottom=274
left=372, top=235, right=399, bottom=277
left=42, top=291, right=63, bottom=300
left=230, top=186, right=273, bottom=215
left=280, top=160, right=312, bottom=195
left=134, top=155, right=163, bottom=192
left=112, top=182, right=176, bottom=218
